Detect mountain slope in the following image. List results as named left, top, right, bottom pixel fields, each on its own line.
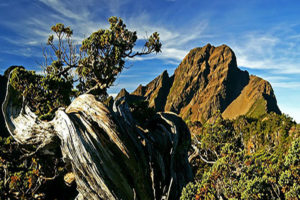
left=222, top=75, right=280, bottom=119
left=133, top=70, right=173, bottom=111
left=132, top=44, right=281, bottom=122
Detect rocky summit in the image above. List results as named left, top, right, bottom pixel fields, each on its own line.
left=132, top=44, right=281, bottom=122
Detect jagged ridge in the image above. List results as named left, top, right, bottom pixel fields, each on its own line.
left=132, top=44, right=281, bottom=122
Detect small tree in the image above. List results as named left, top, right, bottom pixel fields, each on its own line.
left=9, top=16, right=161, bottom=120
left=46, top=23, right=80, bottom=82
left=77, top=16, right=161, bottom=95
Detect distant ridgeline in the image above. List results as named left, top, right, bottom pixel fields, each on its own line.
left=130, top=44, right=281, bottom=123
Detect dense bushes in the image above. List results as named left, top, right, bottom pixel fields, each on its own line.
left=182, top=113, right=299, bottom=200
left=0, top=135, right=76, bottom=199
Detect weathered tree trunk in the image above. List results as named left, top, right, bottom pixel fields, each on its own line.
left=2, top=79, right=193, bottom=200
left=0, top=75, right=10, bottom=137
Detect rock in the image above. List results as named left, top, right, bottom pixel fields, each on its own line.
left=133, top=44, right=281, bottom=122
left=132, top=70, right=173, bottom=112
left=3, top=78, right=193, bottom=200
left=115, top=88, right=130, bottom=100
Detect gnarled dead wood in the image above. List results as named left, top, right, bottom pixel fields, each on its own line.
left=2, top=78, right=193, bottom=200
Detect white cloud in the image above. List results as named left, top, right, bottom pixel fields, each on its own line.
left=257, top=76, right=290, bottom=82
left=272, top=82, right=300, bottom=89
left=109, top=93, right=118, bottom=98
left=159, top=48, right=188, bottom=61
left=0, top=47, right=35, bottom=57
left=1, top=0, right=209, bottom=66
left=124, top=14, right=208, bottom=63
left=130, top=47, right=187, bottom=63
left=232, top=30, right=300, bottom=74
left=38, top=0, right=90, bottom=20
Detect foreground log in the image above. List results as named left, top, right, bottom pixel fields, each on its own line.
left=2, top=80, right=193, bottom=199
left=0, top=75, right=10, bottom=137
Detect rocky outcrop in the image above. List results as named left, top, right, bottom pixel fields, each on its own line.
left=115, top=88, right=130, bottom=100
left=2, top=77, right=193, bottom=199
left=133, top=70, right=173, bottom=112
left=133, top=44, right=281, bottom=122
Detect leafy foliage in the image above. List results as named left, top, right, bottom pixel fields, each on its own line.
left=180, top=182, right=201, bottom=200
left=279, top=138, right=300, bottom=200
left=10, top=67, right=72, bottom=120
left=182, top=113, right=300, bottom=200
left=0, top=135, right=76, bottom=199
left=9, top=16, right=161, bottom=120
left=77, top=17, right=161, bottom=95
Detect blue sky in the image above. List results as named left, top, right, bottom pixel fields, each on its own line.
left=1, top=0, right=300, bottom=122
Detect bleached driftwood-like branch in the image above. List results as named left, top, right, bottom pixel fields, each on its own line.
left=2, top=79, right=58, bottom=153
left=2, top=77, right=193, bottom=200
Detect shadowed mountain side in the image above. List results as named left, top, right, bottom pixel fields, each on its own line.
left=133, top=70, right=174, bottom=112
left=222, top=75, right=281, bottom=119
left=132, top=44, right=281, bottom=122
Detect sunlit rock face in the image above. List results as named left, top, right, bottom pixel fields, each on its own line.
left=3, top=79, right=193, bottom=200
left=133, top=44, right=281, bottom=122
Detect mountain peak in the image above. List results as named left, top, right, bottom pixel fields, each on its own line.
left=115, top=88, right=129, bottom=100
left=132, top=69, right=173, bottom=111
left=133, top=44, right=281, bottom=122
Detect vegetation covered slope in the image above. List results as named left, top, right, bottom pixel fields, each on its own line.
left=133, top=44, right=281, bottom=123
left=182, top=113, right=300, bottom=200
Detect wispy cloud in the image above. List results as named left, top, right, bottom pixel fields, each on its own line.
left=272, top=81, right=300, bottom=89
left=231, top=27, right=300, bottom=74
left=126, top=13, right=209, bottom=63
left=1, top=0, right=209, bottom=66
left=0, top=47, right=35, bottom=57
left=38, top=0, right=89, bottom=21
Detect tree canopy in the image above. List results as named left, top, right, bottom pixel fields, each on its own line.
left=9, top=16, right=161, bottom=120
left=77, top=16, right=161, bottom=95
